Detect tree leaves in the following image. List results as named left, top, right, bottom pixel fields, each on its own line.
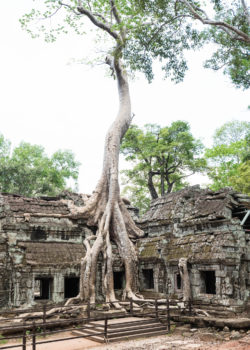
left=205, top=120, right=250, bottom=193
left=120, top=121, right=206, bottom=210
left=21, top=1, right=249, bottom=87
left=0, top=135, right=80, bottom=197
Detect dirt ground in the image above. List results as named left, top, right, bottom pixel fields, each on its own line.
left=3, top=329, right=250, bottom=350
left=88, top=333, right=250, bottom=350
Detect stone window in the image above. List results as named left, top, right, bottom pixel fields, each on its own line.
left=113, top=271, right=125, bottom=290
left=31, top=226, right=47, bottom=241
left=142, top=269, right=154, bottom=289
left=200, top=271, right=216, bottom=294
left=64, top=277, right=79, bottom=298
left=175, top=273, right=182, bottom=290
left=34, top=278, right=52, bottom=300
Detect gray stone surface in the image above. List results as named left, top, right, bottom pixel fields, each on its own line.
left=0, top=186, right=249, bottom=315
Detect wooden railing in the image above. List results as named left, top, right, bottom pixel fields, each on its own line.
left=0, top=298, right=192, bottom=349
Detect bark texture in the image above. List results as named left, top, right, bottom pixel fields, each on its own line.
left=178, top=257, right=191, bottom=302
left=67, top=57, right=144, bottom=307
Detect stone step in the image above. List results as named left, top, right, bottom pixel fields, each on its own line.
left=73, top=326, right=167, bottom=343
left=74, top=323, right=166, bottom=338
left=88, top=318, right=160, bottom=329
left=108, top=325, right=167, bottom=338
left=72, top=317, right=168, bottom=343
left=84, top=322, right=166, bottom=336
left=106, top=329, right=168, bottom=343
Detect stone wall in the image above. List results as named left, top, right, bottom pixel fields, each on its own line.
left=0, top=193, right=92, bottom=308
left=0, top=186, right=249, bottom=312
left=137, top=186, right=250, bottom=310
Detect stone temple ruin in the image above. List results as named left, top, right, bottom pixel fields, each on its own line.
left=0, top=186, right=249, bottom=315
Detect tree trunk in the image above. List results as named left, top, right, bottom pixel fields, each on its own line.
left=67, top=57, right=144, bottom=307
left=160, top=171, right=165, bottom=197
left=167, top=182, right=174, bottom=193
left=148, top=171, right=158, bottom=199
left=178, top=258, right=191, bottom=302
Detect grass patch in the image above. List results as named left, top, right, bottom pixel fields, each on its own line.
left=0, top=334, right=7, bottom=345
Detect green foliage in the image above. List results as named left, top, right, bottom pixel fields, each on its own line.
left=21, top=1, right=249, bottom=87
left=121, top=170, right=151, bottom=214
left=204, top=1, right=250, bottom=89
left=135, top=0, right=250, bottom=89
left=121, top=121, right=206, bottom=211
left=230, top=160, right=250, bottom=195
left=124, top=0, right=205, bottom=82
left=0, top=334, right=7, bottom=345
left=205, top=120, right=250, bottom=192
left=20, top=0, right=207, bottom=84
left=0, top=134, right=80, bottom=197
left=213, top=120, right=250, bottom=146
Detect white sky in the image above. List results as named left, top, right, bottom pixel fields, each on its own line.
left=0, top=2, right=249, bottom=194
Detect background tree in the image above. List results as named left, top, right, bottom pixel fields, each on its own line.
left=121, top=121, right=206, bottom=211
left=0, top=134, right=80, bottom=197
left=205, top=120, right=250, bottom=193
left=230, top=160, right=250, bottom=194
left=121, top=170, right=152, bottom=214
left=133, top=0, right=250, bottom=89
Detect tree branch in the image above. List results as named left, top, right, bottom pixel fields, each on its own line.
left=39, top=5, right=63, bottom=20
left=110, top=0, right=126, bottom=42
left=178, top=171, right=195, bottom=179
left=110, top=0, right=122, bottom=25
left=76, top=5, right=121, bottom=41
left=179, top=0, right=250, bottom=43
left=93, top=12, right=110, bottom=25
left=166, top=160, right=182, bottom=173
left=59, top=1, right=81, bottom=16
left=241, top=0, right=250, bottom=26
left=146, top=14, right=192, bottom=47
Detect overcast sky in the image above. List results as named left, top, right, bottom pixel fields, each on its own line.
left=0, top=2, right=249, bottom=194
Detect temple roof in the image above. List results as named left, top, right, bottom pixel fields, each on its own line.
left=140, top=186, right=250, bottom=224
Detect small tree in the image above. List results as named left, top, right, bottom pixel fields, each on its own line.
left=121, top=122, right=206, bottom=210
left=205, top=120, right=250, bottom=191
left=0, top=135, right=80, bottom=196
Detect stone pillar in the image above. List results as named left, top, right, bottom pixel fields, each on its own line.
left=178, top=258, right=191, bottom=302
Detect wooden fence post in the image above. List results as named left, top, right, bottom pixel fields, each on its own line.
left=87, top=301, right=90, bottom=320
left=104, top=316, right=108, bottom=340
left=43, top=304, right=46, bottom=337
left=22, top=323, right=26, bottom=350
left=130, top=299, right=133, bottom=316
left=155, top=299, right=158, bottom=320
left=32, top=321, right=36, bottom=350
left=166, top=297, right=170, bottom=332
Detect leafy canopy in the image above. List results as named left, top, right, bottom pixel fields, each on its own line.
left=21, top=1, right=249, bottom=88
left=230, top=160, right=250, bottom=194
left=0, top=134, right=80, bottom=197
left=121, top=121, right=206, bottom=211
left=205, top=120, right=250, bottom=193
left=134, top=0, right=250, bottom=89
left=21, top=0, right=210, bottom=83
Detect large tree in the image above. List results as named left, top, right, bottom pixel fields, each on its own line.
left=0, top=134, right=80, bottom=196
left=21, top=0, right=249, bottom=306
left=22, top=0, right=206, bottom=306
left=121, top=122, right=206, bottom=211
